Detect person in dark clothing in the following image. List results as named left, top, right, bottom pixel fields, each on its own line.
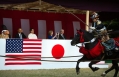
left=59, top=29, right=66, bottom=39
left=15, top=28, right=26, bottom=39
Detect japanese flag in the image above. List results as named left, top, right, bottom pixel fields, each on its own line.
left=42, top=40, right=91, bottom=69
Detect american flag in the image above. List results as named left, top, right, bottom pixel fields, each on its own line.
left=5, top=39, right=42, bottom=65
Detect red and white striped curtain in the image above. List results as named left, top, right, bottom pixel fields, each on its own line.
left=0, top=9, right=86, bottom=39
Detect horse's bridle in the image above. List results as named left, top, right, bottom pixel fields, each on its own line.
left=76, top=30, right=96, bottom=47
left=77, top=30, right=84, bottom=43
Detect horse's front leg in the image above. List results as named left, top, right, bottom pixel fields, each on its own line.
left=89, top=60, right=100, bottom=72
left=76, top=56, right=87, bottom=75
left=76, top=59, right=80, bottom=75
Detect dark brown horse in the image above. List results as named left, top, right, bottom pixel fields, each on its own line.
left=71, top=29, right=119, bottom=77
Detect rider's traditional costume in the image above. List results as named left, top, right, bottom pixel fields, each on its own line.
left=89, top=19, right=106, bottom=35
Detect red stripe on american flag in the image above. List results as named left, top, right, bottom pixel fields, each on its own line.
left=5, top=58, right=41, bottom=61
left=23, top=47, right=41, bottom=49
left=23, top=39, right=42, bottom=41
left=5, top=62, right=41, bottom=65
left=6, top=54, right=41, bottom=57
left=23, top=51, right=41, bottom=53
left=23, top=43, right=41, bottom=45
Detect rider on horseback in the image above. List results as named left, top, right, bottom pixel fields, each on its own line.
left=89, top=18, right=106, bottom=36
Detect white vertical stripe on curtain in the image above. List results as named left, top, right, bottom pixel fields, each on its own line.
left=73, top=21, right=80, bottom=36
left=21, top=19, right=30, bottom=38
left=38, top=20, right=46, bottom=39
left=54, top=21, right=62, bottom=34
left=3, top=18, right=13, bottom=37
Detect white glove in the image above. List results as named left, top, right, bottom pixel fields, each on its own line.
left=90, top=38, right=96, bottom=43
left=90, top=27, right=95, bottom=30
left=100, top=27, right=106, bottom=31
left=100, top=29, right=104, bottom=31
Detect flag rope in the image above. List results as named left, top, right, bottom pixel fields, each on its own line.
left=59, top=5, right=90, bottom=27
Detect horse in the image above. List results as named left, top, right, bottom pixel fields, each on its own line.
left=71, top=29, right=119, bottom=77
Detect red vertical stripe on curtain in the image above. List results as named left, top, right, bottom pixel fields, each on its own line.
left=46, top=20, right=54, bottom=39
left=0, top=18, right=3, bottom=32
left=28, top=11, right=43, bottom=38
left=65, top=21, right=74, bottom=39
left=29, top=19, right=38, bottom=37
left=44, top=13, right=56, bottom=39
left=76, top=14, right=86, bottom=30
left=12, top=18, right=21, bottom=38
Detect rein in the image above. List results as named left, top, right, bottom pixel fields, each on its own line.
left=77, top=31, right=84, bottom=43
left=77, top=30, right=85, bottom=47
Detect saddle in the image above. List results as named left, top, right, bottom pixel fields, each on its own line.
left=79, top=40, right=104, bottom=59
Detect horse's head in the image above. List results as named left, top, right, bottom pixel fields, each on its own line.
left=71, top=29, right=94, bottom=46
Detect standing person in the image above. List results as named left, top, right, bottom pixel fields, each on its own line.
left=59, top=29, right=66, bottom=39
left=48, top=30, right=59, bottom=39
left=28, top=28, right=38, bottom=39
left=15, top=28, right=26, bottom=39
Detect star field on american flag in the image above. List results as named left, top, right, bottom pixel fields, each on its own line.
left=6, top=39, right=23, bottom=53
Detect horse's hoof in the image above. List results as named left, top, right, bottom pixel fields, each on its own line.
left=76, top=71, right=79, bottom=75
left=101, top=73, right=106, bottom=77
left=93, top=67, right=100, bottom=72
left=76, top=67, right=80, bottom=75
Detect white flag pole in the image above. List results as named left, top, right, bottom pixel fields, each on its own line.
left=86, top=10, right=89, bottom=31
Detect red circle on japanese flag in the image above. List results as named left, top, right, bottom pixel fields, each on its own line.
left=51, top=44, right=64, bottom=59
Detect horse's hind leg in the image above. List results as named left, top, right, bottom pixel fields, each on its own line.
left=101, top=64, right=114, bottom=77
left=101, top=60, right=119, bottom=77
left=112, top=60, right=119, bottom=77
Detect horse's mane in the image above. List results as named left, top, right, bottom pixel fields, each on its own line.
left=79, top=29, right=99, bottom=50
left=80, top=29, right=94, bottom=41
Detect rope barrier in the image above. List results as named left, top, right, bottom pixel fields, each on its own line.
left=40, top=58, right=119, bottom=62
left=0, top=55, right=83, bottom=58
left=0, top=55, right=119, bottom=62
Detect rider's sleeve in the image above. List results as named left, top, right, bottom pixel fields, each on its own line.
left=96, top=24, right=104, bottom=30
